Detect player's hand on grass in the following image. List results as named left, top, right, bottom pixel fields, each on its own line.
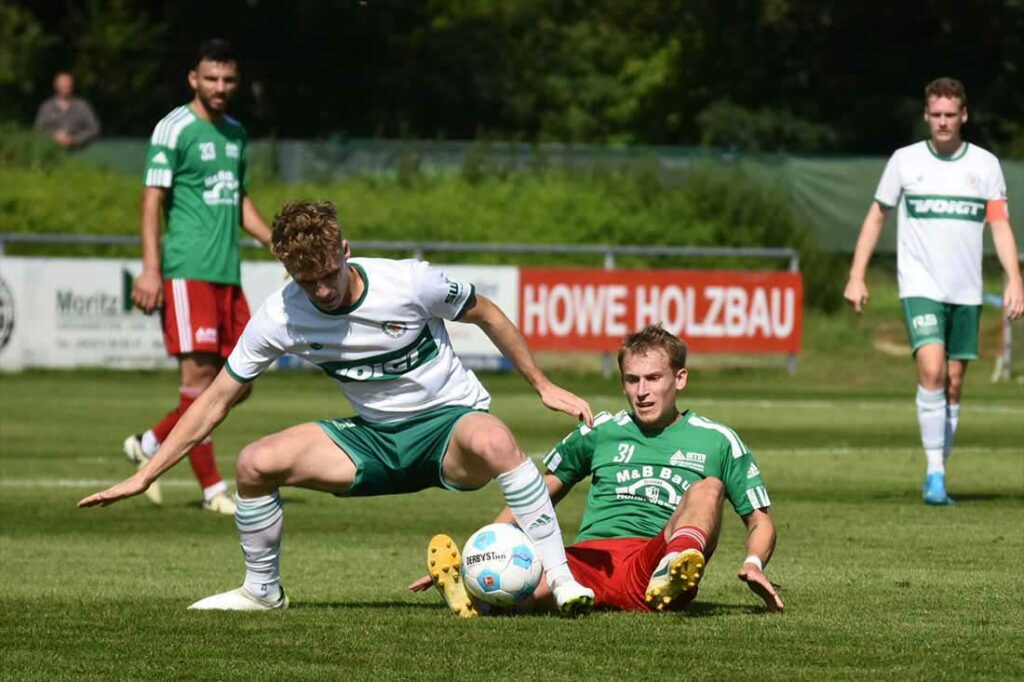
left=1004, top=278, right=1024, bottom=321
left=843, top=278, right=869, bottom=313
left=77, top=474, right=149, bottom=508
left=408, top=574, right=433, bottom=592
left=537, top=383, right=594, bottom=427
left=132, top=268, right=164, bottom=314
left=738, top=562, right=784, bottom=612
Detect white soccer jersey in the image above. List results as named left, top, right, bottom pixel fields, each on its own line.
left=226, top=258, right=492, bottom=422
left=875, top=140, right=1008, bottom=305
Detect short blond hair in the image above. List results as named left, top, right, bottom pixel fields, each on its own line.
left=617, top=324, right=688, bottom=373
left=271, top=201, right=343, bottom=275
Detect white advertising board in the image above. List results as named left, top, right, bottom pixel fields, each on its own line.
left=0, top=257, right=515, bottom=371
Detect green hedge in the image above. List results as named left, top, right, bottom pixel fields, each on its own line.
left=0, top=124, right=843, bottom=311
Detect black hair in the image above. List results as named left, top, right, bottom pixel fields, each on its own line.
left=196, top=39, right=237, bottom=66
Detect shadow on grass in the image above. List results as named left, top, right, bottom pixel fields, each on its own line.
left=293, top=600, right=770, bottom=617
left=946, top=492, right=1024, bottom=503
left=292, top=601, right=441, bottom=611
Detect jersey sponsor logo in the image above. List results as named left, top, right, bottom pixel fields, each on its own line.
left=669, top=450, right=706, bottom=472
left=317, top=326, right=438, bottom=383
left=381, top=321, right=409, bottom=338
left=613, top=467, right=692, bottom=510
left=202, top=170, right=240, bottom=206
left=199, top=141, right=216, bottom=161
left=195, top=327, right=218, bottom=344
left=965, top=173, right=980, bottom=189
left=747, top=463, right=760, bottom=479
left=905, top=194, right=985, bottom=222
left=151, top=151, right=169, bottom=165
left=225, top=142, right=240, bottom=159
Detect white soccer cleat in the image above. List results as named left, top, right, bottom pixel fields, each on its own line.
left=551, top=578, right=594, bottom=617
left=123, top=433, right=162, bottom=506
left=187, top=586, right=288, bottom=611
left=644, top=548, right=704, bottom=611
left=203, top=491, right=237, bottom=516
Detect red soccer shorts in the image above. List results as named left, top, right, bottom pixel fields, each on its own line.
left=566, top=533, right=709, bottom=612
left=161, top=279, right=250, bottom=358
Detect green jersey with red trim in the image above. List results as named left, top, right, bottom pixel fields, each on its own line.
left=543, top=409, right=770, bottom=543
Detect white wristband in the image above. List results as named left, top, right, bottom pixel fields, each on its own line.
left=744, top=555, right=763, bottom=571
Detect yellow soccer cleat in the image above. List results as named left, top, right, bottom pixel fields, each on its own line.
left=644, top=548, right=705, bottom=612
left=427, top=534, right=480, bottom=618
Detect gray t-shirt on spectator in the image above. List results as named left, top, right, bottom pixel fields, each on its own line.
left=34, top=97, right=101, bottom=147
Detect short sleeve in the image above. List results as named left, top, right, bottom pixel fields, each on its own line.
left=542, top=423, right=597, bottom=486
left=874, top=152, right=902, bottom=208
left=224, top=305, right=286, bottom=383
left=411, top=261, right=477, bottom=321
left=721, top=444, right=771, bottom=517
left=143, top=135, right=177, bottom=188
left=984, top=158, right=1008, bottom=202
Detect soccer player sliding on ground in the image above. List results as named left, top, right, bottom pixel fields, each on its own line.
left=411, top=325, right=784, bottom=615
left=80, top=201, right=596, bottom=615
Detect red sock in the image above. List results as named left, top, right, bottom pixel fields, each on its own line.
left=665, top=526, right=708, bottom=556
left=188, top=438, right=222, bottom=491
left=150, top=386, right=222, bottom=490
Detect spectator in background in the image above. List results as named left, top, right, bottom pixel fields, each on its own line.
left=34, top=71, right=101, bottom=149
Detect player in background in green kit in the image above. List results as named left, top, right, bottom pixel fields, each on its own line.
left=844, top=78, right=1024, bottom=505
left=414, top=324, right=783, bottom=615
left=123, top=39, right=273, bottom=514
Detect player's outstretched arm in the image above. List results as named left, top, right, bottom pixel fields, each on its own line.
left=459, top=295, right=593, bottom=426
left=989, top=219, right=1024, bottom=321
left=737, top=508, right=784, bottom=612
left=77, top=369, right=247, bottom=509
left=844, top=202, right=888, bottom=313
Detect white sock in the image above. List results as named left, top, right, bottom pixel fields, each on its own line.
left=235, top=493, right=283, bottom=601
left=140, top=430, right=160, bottom=457
left=944, top=403, right=961, bottom=464
left=203, top=480, right=228, bottom=503
left=916, top=386, right=946, bottom=475
left=496, top=459, right=572, bottom=587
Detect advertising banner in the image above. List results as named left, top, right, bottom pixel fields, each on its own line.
left=0, top=257, right=515, bottom=371
left=519, top=268, right=803, bottom=353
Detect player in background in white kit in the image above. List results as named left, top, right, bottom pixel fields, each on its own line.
left=844, top=78, right=1024, bottom=505
left=80, top=201, right=597, bottom=614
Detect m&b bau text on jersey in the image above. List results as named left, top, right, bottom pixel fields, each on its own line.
left=523, top=284, right=796, bottom=338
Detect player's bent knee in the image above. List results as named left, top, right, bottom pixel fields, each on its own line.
left=236, top=441, right=288, bottom=485
left=468, top=426, right=520, bottom=470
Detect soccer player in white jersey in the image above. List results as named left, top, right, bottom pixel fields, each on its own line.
left=844, top=78, right=1024, bottom=505
left=79, top=201, right=597, bottom=615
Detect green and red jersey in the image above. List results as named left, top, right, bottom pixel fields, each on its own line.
left=544, top=409, right=771, bottom=543
left=143, top=104, right=249, bottom=285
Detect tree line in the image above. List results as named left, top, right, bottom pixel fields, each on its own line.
left=3, top=0, right=1022, bottom=156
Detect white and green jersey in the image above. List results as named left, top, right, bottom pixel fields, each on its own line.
left=225, top=258, right=490, bottom=422
left=543, top=409, right=770, bottom=544
left=875, top=140, right=1008, bottom=305
left=143, top=104, right=248, bottom=285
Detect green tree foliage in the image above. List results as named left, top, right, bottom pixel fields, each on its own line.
left=0, top=1, right=55, bottom=120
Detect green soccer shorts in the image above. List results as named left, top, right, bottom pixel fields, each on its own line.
left=900, top=297, right=981, bottom=360
left=317, top=405, right=485, bottom=497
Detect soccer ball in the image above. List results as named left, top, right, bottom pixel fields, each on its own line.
left=461, top=523, right=542, bottom=607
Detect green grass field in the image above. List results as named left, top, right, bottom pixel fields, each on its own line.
left=1, top=355, right=1022, bottom=680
